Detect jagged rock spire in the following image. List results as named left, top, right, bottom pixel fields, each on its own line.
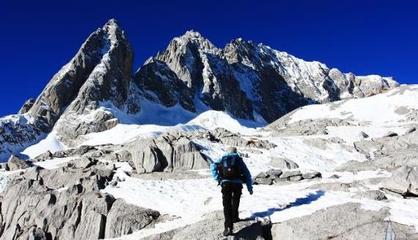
left=26, top=18, right=133, bottom=135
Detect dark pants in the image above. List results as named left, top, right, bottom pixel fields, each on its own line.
left=221, top=182, right=242, bottom=229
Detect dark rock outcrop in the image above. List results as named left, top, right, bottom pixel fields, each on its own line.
left=141, top=31, right=398, bottom=124
left=18, top=98, right=35, bottom=114
left=6, top=155, right=33, bottom=171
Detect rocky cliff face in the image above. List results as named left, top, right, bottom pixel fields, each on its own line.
left=0, top=19, right=135, bottom=157
left=0, top=19, right=399, bottom=160
left=139, top=31, right=398, bottom=123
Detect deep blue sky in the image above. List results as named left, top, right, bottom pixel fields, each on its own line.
left=1, top=0, right=417, bottom=116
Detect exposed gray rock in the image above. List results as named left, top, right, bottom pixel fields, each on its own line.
left=0, top=19, right=135, bottom=160
left=254, top=176, right=273, bottom=185
left=141, top=30, right=397, bottom=124
left=34, top=150, right=54, bottom=161
left=207, top=128, right=276, bottom=149
left=359, top=131, right=369, bottom=138
left=7, top=154, right=33, bottom=171
left=337, top=128, right=418, bottom=172
left=289, top=175, right=303, bottom=181
left=406, top=127, right=417, bottom=134
left=271, top=203, right=418, bottom=240
left=254, top=169, right=321, bottom=185
left=18, top=98, right=35, bottom=114
left=32, top=19, right=133, bottom=135
left=143, top=211, right=266, bottom=240
left=270, top=157, right=299, bottom=169
left=353, top=190, right=387, bottom=201
left=105, top=199, right=160, bottom=238
left=302, top=171, right=322, bottom=179
left=134, top=59, right=195, bottom=112
left=380, top=166, right=418, bottom=196
left=309, top=182, right=352, bottom=192
left=127, top=133, right=209, bottom=173
left=269, top=118, right=353, bottom=136
left=0, top=162, right=8, bottom=170
left=266, top=169, right=283, bottom=178
left=337, top=147, right=418, bottom=173
left=0, top=156, right=160, bottom=240
left=0, top=115, right=42, bottom=161
left=279, top=170, right=302, bottom=179
left=383, top=131, right=398, bottom=137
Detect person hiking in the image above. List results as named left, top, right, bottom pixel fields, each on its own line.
left=210, top=146, right=253, bottom=236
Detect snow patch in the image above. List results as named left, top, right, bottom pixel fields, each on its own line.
left=22, top=132, right=66, bottom=159
left=289, top=85, right=418, bottom=125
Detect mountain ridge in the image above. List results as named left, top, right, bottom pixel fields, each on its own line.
left=0, top=18, right=399, bottom=161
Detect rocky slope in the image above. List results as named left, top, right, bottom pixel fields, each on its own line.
left=0, top=19, right=398, bottom=161
left=0, top=85, right=417, bottom=239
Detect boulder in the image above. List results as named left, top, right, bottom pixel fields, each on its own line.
left=279, top=170, right=302, bottom=179
left=34, top=150, right=54, bottom=161
left=353, top=190, right=387, bottom=201
left=271, top=203, right=418, bottom=240
left=383, top=131, right=398, bottom=137
left=105, top=199, right=160, bottom=238
left=289, top=175, right=303, bottom=181
left=359, top=131, right=369, bottom=138
left=127, top=133, right=209, bottom=174
left=270, top=157, right=299, bottom=169
left=266, top=169, right=283, bottom=178
left=254, top=177, right=273, bottom=185
left=207, top=128, right=276, bottom=150
left=302, top=171, right=322, bottom=179
left=380, top=166, right=418, bottom=196
left=7, top=155, right=33, bottom=171
left=0, top=156, right=160, bottom=240
left=406, top=127, right=416, bottom=134
left=0, top=162, right=8, bottom=170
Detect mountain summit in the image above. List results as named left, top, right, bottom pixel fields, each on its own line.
left=0, top=19, right=398, bottom=160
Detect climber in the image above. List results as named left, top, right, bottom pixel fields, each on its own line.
left=210, top=146, right=253, bottom=236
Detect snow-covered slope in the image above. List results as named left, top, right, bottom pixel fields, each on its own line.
left=287, top=84, right=418, bottom=126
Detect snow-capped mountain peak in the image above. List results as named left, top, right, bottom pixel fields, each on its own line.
left=0, top=19, right=399, bottom=160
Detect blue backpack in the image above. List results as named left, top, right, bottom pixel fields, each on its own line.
left=217, top=154, right=242, bottom=180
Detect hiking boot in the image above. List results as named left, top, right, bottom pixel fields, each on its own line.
left=223, top=227, right=233, bottom=236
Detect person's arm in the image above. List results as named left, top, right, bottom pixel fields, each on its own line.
left=239, top=158, right=253, bottom=194
left=210, top=159, right=221, bottom=184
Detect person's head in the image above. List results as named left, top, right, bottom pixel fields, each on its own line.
left=226, top=146, right=237, bottom=154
